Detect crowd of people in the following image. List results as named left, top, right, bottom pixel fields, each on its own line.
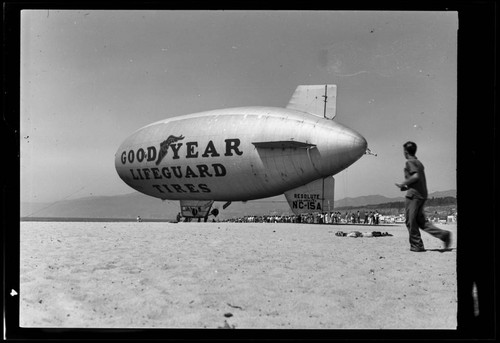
left=222, top=210, right=384, bottom=224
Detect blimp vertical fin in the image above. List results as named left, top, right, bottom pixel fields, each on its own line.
left=286, top=85, right=337, bottom=119
left=284, top=176, right=335, bottom=215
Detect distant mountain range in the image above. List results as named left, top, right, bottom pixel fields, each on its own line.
left=21, top=190, right=456, bottom=220
left=334, top=189, right=456, bottom=208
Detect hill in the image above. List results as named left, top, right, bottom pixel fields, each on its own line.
left=21, top=190, right=456, bottom=220
left=334, top=190, right=456, bottom=208
left=21, top=193, right=180, bottom=220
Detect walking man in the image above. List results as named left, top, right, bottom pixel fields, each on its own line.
left=395, top=141, right=452, bottom=252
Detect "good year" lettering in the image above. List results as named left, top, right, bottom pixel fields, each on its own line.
left=120, top=138, right=243, bottom=164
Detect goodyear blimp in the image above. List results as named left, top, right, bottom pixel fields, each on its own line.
left=115, top=85, right=368, bottom=220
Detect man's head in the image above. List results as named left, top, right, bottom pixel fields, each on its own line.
left=403, top=141, right=417, bottom=158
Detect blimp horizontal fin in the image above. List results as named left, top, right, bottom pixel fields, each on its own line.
left=252, top=141, right=316, bottom=149
left=286, top=84, right=337, bottom=119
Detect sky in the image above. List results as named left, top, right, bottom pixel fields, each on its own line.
left=20, top=10, right=457, bottom=204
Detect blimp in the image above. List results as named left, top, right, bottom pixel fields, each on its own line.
left=115, top=85, right=368, bottom=220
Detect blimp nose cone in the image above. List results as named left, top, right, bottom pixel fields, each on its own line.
left=350, top=130, right=368, bottom=160
left=336, top=128, right=367, bottom=174
left=315, top=124, right=368, bottom=176
left=335, top=126, right=367, bottom=159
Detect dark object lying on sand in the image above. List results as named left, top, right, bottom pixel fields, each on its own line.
left=335, top=231, right=393, bottom=237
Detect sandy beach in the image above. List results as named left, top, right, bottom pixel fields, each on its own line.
left=20, top=221, right=457, bottom=329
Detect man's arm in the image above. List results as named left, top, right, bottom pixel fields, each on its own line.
left=402, top=172, right=420, bottom=186
left=395, top=172, right=419, bottom=190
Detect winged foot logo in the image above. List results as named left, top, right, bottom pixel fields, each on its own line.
left=156, top=135, right=185, bottom=165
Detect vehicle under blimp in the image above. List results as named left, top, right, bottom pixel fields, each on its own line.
left=115, top=85, right=368, bottom=220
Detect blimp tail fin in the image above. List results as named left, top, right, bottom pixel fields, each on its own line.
left=286, top=85, right=337, bottom=119
left=284, top=177, right=335, bottom=215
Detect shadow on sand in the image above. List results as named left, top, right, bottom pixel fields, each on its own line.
left=425, top=248, right=454, bottom=253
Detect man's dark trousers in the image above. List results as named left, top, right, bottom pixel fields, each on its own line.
left=405, top=197, right=450, bottom=250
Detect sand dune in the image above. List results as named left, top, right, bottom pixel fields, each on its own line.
left=20, top=222, right=457, bottom=329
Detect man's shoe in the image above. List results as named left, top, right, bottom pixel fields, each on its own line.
left=410, top=247, right=426, bottom=252
left=443, top=232, right=452, bottom=249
